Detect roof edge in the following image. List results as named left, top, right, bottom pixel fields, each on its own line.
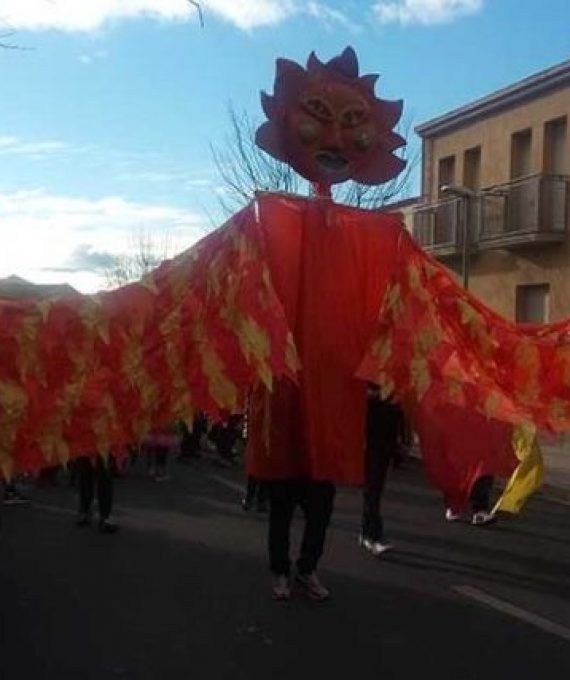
left=416, top=59, right=570, bottom=138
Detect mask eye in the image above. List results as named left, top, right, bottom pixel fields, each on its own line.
left=340, top=106, right=367, bottom=129
left=301, top=96, right=334, bottom=122
left=298, top=120, right=318, bottom=144
left=354, top=130, right=372, bottom=151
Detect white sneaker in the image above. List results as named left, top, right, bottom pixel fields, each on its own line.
left=472, top=510, right=497, bottom=526
left=271, top=575, right=291, bottom=601
left=445, top=508, right=461, bottom=522
left=358, top=535, right=392, bottom=557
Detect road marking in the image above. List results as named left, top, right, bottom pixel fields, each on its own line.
left=207, top=474, right=245, bottom=495
left=452, top=585, right=570, bottom=642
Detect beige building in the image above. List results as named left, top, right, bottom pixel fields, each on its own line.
left=413, top=59, right=570, bottom=322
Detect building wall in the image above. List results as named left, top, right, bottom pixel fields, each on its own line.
left=422, top=85, right=570, bottom=322
left=423, top=87, right=570, bottom=197
left=468, top=246, right=569, bottom=321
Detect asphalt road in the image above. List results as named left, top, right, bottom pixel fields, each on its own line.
left=1, top=457, right=569, bottom=680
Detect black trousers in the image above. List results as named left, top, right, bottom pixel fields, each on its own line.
left=470, top=475, right=494, bottom=513
left=268, top=479, right=335, bottom=577
left=180, top=415, right=207, bottom=458
left=245, top=477, right=267, bottom=505
left=77, top=456, right=114, bottom=520
left=362, top=399, right=401, bottom=542
left=209, top=424, right=235, bottom=460
left=361, top=446, right=392, bottom=542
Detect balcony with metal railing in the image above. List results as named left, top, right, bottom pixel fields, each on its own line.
left=478, top=174, right=568, bottom=248
left=412, top=174, right=569, bottom=255
left=412, top=197, right=462, bottom=257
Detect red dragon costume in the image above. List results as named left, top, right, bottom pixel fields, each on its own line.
left=1, top=48, right=565, bottom=512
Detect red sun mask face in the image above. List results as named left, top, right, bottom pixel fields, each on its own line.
left=256, top=47, right=406, bottom=190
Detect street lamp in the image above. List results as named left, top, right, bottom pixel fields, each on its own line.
left=440, top=184, right=477, bottom=290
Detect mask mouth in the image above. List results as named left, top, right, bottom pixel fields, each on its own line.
left=315, top=150, right=348, bottom=172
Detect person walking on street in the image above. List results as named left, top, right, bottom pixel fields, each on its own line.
left=179, top=414, right=207, bottom=461
left=76, top=455, right=118, bottom=534
left=266, top=478, right=334, bottom=602
left=359, top=385, right=402, bottom=557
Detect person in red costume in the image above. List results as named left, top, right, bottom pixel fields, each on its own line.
left=247, top=47, right=408, bottom=601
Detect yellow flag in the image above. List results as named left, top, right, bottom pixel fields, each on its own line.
left=493, top=424, right=544, bottom=514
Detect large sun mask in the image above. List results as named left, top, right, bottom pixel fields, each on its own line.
left=256, top=47, right=406, bottom=191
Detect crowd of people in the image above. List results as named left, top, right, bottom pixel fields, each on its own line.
left=2, top=388, right=499, bottom=602
left=0, top=416, right=248, bottom=530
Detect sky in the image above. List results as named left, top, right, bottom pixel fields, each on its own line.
left=1, top=0, right=570, bottom=292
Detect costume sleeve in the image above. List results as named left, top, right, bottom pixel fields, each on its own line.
left=0, top=205, right=297, bottom=476
left=358, top=230, right=568, bottom=511
left=360, top=229, right=570, bottom=431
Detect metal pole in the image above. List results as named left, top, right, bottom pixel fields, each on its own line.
left=461, top=197, right=470, bottom=290
left=440, top=185, right=476, bottom=290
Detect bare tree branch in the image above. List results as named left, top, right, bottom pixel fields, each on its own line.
left=334, top=117, right=419, bottom=208
left=187, top=1, right=205, bottom=28
left=104, top=230, right=176, bottom=289
left=0, top=31, right=33, bottom=50
left=211, top=106, right=303, bottom=215
left=212, top=105, right=418, bottom=214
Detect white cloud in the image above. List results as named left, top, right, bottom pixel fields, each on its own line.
left=0, top=135, right=69, bottom=158
left=374, top=0, right=483, bottom=25
left=205, top=0, right=298, bottom=29
left=0, top=0, right=351, bottom=32
left=0, top=189, right=207, bottom=292
left=0, top=0, right=322, bottom=32
left=305, top=1, right=360, bottom=31
left=1, top=0, right=189, bottom=32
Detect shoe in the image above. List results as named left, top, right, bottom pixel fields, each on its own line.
left=98, top=519, right=119, bottom=534
left=358, top=535, right=392, bottom=557
left=76, top=512, right=92, bottom=527
left=3, top=489, right=30, bottom=506
left=271, top=575, right=291, bottom=601
left=472, top=510, right=497, bottom=526
left=295, top=572, right=330, bottom=602
left=241, top=497, right=253, bottom=511
left=445, top=508, right=461, bottom=522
